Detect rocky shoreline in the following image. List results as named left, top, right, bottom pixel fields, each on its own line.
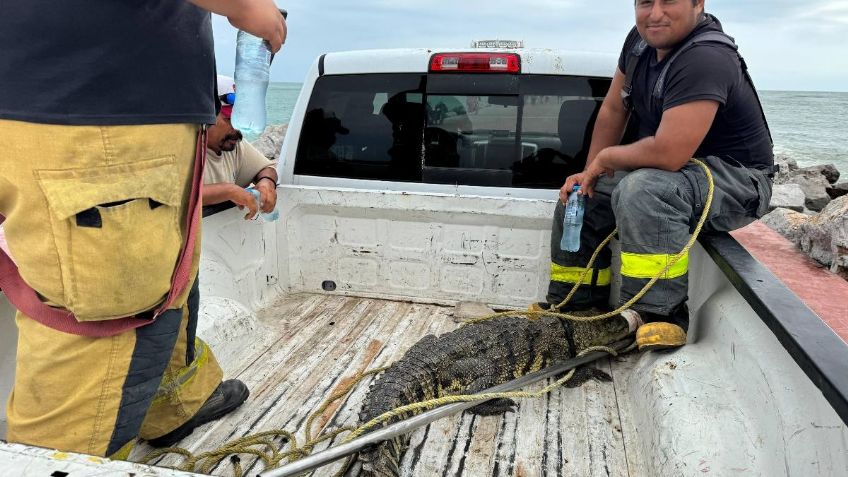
left=252, top=126, right=847, bottom=280
left=762, top=155, right=847, bottom=279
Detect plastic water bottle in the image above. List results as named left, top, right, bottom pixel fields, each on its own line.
left=246, top=188, right=279, bottom=222
left=232, top=31, right=272, bottom=134
left=560, top=185, right=585, bottom=252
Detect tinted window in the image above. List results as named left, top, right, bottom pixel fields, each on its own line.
left=295, top=74, right=611, bottom=188
left=295, top=74, right=425, bottom=182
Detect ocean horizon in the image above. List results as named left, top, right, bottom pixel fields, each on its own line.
left=263, top=83, right=848, bottom=177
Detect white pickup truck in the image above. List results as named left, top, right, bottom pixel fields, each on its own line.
left=2, top=46, right=847, bottom=476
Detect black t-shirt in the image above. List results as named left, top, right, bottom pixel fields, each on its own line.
left=617, top=16, right=773, bottom=168
left=0, top=1, right=216, bottom=125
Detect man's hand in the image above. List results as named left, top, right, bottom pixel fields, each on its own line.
left=255, top=179, right=278, bottom=213
left=232, top=186, right=260, bottom=220
left=189, top=0, right=287, bottom=52
left=227, top=1, right=286, bottom=52
left=560, top=151, right=614, bottom=202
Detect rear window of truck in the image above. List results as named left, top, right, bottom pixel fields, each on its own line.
left=294, top=73, right=611, bottom=189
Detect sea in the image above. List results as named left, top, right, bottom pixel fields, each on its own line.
left=263, top=83, right=848, bottom=177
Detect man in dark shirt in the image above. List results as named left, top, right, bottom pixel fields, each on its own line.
left=0, top=0, right=285, bottom=459
left=535, top=0, right=773, bottom=351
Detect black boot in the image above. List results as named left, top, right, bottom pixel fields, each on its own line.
left=147, top=379, right=250, bottom=448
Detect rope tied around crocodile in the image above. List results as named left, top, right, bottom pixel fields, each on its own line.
left=137, top=159, right=714, bottom=477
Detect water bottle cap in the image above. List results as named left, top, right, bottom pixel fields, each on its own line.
left=572, top=185, right=581, bottom=192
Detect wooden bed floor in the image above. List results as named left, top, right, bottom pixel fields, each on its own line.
left=129, top=293, right=643, bottom=476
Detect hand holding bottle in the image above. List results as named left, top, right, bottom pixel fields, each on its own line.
left=245, top=187, right=279, bottom=222
left=226, top=1, right=287, bottom=52
left=188, top=0, right=287, bottom=52
left=232, top=9, right=288, bottom=133
left=255, top=178, right=278, bottom=213
left=231, top=185, right=260, bottom=220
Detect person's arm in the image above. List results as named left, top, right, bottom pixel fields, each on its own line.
left=235, top=141, right=279, bottom=213
left=253, top=166, right=278, bottom=213
left=561, top=68, right=630, bottom=202
left=593, top=100, right=718, bottom=172
left=586, top=69, right=631, bottom=167
left=186, top=0, right=286, bottom=52
left=202, top=183, right=259, bottom=220
left=574, top=100, right=718, bottom=198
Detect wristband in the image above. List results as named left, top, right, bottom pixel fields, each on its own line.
left=257, top=176, right=277, bottom=188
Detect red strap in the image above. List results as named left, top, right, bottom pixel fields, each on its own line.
left=0, top=128, right=207, bottom=337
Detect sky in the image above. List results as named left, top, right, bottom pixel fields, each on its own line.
left=211, top=0, right=848, bottom=92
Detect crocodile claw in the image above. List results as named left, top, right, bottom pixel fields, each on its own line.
left=468, top=397, right=517, bottom=415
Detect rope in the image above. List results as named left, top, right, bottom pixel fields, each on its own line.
left=137, top=368, right=386, bottom=476
left=136, top=159, right=714, bottom=476
left=341, top=345, right=625, bottom=443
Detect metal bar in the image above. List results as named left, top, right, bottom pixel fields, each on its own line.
left=258, top=340, right=631, bottom=477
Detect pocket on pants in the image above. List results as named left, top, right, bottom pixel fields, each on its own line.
left=747, top=168, right=773, bottom=218
left=36, top=157, right=182, bottom=320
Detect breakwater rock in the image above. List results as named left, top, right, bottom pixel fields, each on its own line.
left=764, top=156, right=846, bottom=278
left=800, top=196, right=848, bottom=279
left=251, top=123, right=289, bottom=162
left=763, top=195, right=848, bottom=280
left=772, top=155, right=842, bottom=212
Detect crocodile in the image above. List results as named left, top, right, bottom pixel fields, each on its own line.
left=349, top=310, right=640, bottom=477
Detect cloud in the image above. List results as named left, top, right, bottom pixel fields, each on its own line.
left=795, top=0, right=848, bottom=26
left=212, top=0, right=848, bottom=91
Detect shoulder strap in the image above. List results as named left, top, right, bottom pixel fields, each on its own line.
left=653, top=30, right=774, bottom=145
left=652, top=32, right=736, bottom=99
left=620, top=39, right=648, bottom=111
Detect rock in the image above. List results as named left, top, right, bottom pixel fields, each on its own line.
left=768, top=183, right=806, bottom=212
left=250, top=123, right=289, bottom=161
left=788, top=172, right=832, bottom=212
left=828, top=182, right=848, bottom=200
left=773, top=154, right=798, bottom=183
left=798, top=196, right=848, bottom=278
left=452, top=301, right=496, bottom=322
left=760, top=208, right=809, bottom=244
left=795, top=164, right=840, bottom=184
left=774, top=163, right=838, bottom=185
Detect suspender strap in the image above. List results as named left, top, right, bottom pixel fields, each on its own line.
left=620, top=39, right=648, bottom=112
left=621, top=29, right=773, bottom=146
left=0, top=127, right=207, bottom=337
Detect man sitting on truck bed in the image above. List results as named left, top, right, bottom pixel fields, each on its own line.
left=202, top=75, right=279, bottom=219
left=533, top=0, right=774, bottom=351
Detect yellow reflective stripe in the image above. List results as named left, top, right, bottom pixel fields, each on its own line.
left=620, top=252, right=689, bottom=279
left=151, top=338, right=211, bottom=405
left=550, top=263, right=611, bottom=286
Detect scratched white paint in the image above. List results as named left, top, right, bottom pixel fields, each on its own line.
left=616, top=248, right=848, bottom=476
left=272, top=186, right=556, bottom=309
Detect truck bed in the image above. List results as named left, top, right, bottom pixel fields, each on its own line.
left=129, top=293, right=642, bottom=477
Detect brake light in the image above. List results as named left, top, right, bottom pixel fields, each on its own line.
left=429, top=53, right=521, bottom=73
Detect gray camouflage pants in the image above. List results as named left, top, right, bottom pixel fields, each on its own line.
left=547, top=156, right=772, bottom=316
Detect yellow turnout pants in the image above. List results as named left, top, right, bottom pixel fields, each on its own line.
left=1, top=120, right=222, bottom=457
